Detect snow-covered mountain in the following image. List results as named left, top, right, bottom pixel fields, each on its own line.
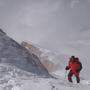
left=0, top=29, right=90, bottom=90
left=0, top=29, right=50, bottom=77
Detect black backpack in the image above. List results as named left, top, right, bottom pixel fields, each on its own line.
left=74, top=58, right=82, bottom=72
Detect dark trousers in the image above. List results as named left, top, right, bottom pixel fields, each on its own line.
left=68, top=70, right=80, bottom=83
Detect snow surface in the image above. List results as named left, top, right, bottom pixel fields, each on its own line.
left=11, top=71, right=90, bottom=90
left=0, top=63, right=90, bottom=90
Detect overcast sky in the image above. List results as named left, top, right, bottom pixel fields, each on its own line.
left=0, top=0, right=90, bottom=57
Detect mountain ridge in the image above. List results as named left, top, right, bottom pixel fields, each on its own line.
left=0, top=29, right=50, bottom=77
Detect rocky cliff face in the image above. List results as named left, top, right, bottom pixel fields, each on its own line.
left=0, top=29, right=50, bottom=77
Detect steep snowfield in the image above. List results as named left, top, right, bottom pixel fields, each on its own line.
left=0, top=63, right=33, bottom=90
left=0, top=63, right=90, bottom=90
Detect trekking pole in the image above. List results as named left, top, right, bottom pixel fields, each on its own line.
left=65, top=70, right=67, bottom=79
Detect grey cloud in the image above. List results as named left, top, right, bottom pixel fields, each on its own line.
left=0, top=0, right=90, bottom=55
left=70, top=0, right=80, bottom=8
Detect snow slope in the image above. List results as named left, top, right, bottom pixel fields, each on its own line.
left=0, top=63, right=90, bottom=90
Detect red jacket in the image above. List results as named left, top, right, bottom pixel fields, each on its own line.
left=66, top=58, right=82, bottom=73
left=69, top=61, right=80, bottom=71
